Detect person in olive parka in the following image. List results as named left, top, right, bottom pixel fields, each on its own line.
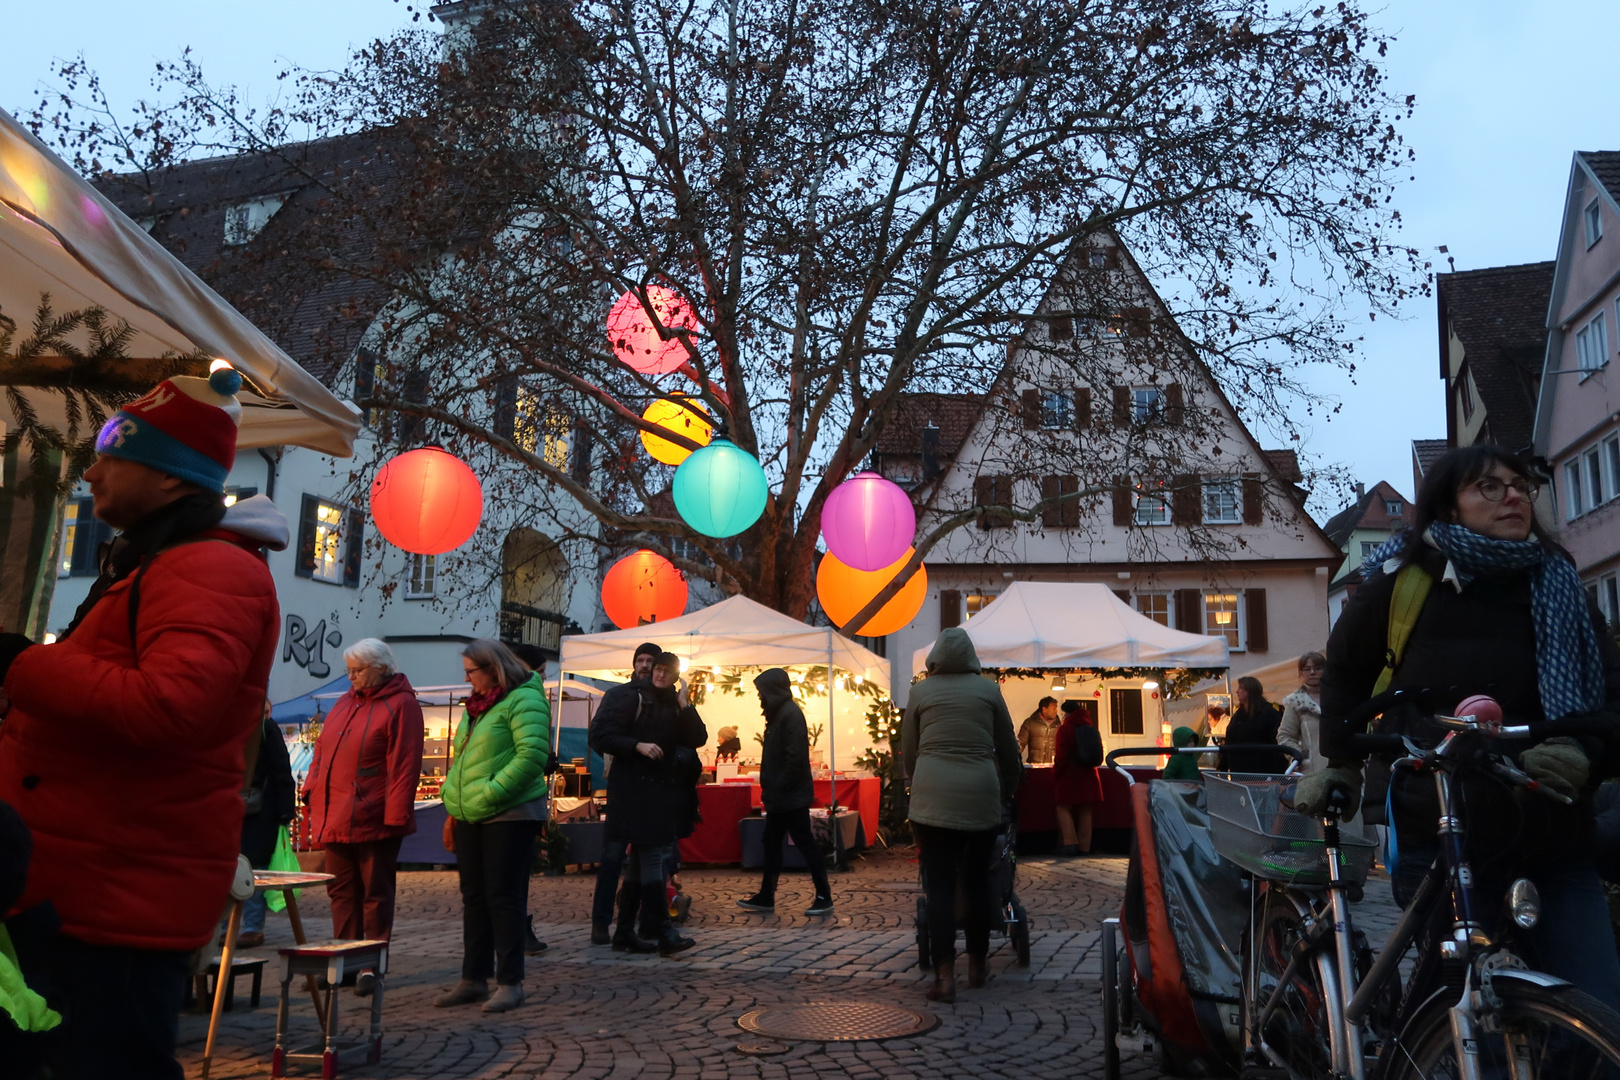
left=737, top=669, right=834, bottom=916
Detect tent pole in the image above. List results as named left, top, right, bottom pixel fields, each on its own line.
left=828, top=632, right=844, bottom=872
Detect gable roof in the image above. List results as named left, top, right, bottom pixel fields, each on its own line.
left=1435, top=261, right=1554, bottom=453
left=1412, top=438, right=1447, bottom=479
left=1584, top=151, right=1620, bottom=206
left=1320, top=479, right=1410, bottom=549
left=874, top=392, right=985, bottom=457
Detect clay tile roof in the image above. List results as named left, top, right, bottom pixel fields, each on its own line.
left=1583, top=151, right=1620, bottom=205
left=1321, top=489, right=1373, bottom=548
left=1436, top=261, right=1555, bottom=453
left=874, top=392, right=986, bottom=456
left=1262, top=448, right=1303, bottom=483
left=1412, top=438, right=1448, bottom=480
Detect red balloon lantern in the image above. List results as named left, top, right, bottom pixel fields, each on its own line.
left=602, top=550, right=689, bottom=629
left=370, top=447, right=484, bottom=554
left=606, top=285, right=700, bottom=375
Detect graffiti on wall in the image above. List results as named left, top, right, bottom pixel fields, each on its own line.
left=283, top=613, right=343, bottom=678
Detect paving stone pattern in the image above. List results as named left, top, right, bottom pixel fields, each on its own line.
left=179, top=850, right=1402, bottom=1079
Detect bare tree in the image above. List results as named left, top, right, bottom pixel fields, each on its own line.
left=25, top=0, right=1422, bottom=622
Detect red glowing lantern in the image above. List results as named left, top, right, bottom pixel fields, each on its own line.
left=607, top=285, right=701, bottom=375
left=370, top=447, right=484, bottom=555
left=602, top=550, right=689, bottom=629
left=816, top=548, right=927, bottom=637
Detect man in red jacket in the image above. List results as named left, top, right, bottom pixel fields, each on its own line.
left=0, top=368, right=283, bottom=1080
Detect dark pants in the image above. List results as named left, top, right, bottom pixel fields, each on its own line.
left=758, top=807, right=831, bottom=901
left=622, top=842, right=676, bottom=940
left=323, top=837, right=404, bottom=941
left=591, top=838, right=630, bottom=926
left=453, top=819, right=536, bottom=985
left=914, top=822, right=998, bottom=964
left=25, top=933, right=190, bottom=1080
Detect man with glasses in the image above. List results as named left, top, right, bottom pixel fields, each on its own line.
left=588, top=642, right=661, bottom=945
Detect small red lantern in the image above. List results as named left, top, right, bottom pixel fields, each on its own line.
left=370, top=447, right=484, bottom=554
left=602, top=550, right=689, bottom=629
left=607, top=285, right=700, bottom=375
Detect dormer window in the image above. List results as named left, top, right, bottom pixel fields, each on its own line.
left=223, top=193, right=291, bottom=246
left=1587, top=198, right=1604, bottom=248
left=1385, top=499, right=1403, bottom=515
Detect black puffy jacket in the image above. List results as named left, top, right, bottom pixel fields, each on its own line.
left=756, top=669, right=815, bottom=813
left=589, top=682, right=707, bottom=845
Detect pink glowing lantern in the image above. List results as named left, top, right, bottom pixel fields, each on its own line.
left=820, top=471, right=916, bottom=572
left=606, top=285, right=701, bottom=375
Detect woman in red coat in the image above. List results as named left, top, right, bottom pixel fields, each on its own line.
left=304, top=638, right=424, bottom=954
left=1052, top=701, right=1105, bottom=855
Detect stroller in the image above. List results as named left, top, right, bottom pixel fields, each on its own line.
left=1099, top=743, right=1300, bottom=1080
left=914, top=815, right=1031, bottom=969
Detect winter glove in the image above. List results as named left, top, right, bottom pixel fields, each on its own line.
left=1293, top=764, right=1365, bottom=821
left=1520, top=737, right=1589, bottom=800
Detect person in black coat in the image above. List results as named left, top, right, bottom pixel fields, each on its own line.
left=586, top=641, right=660, bottom=946
left=736, top=670, right=834, bottom=916
left=1218, top=677, right=1287, bottom=774
left=236, top=700, right=296, bottom=947
left=588, top=651, right=706, bottom=956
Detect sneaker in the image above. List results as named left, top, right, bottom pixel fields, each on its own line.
left=354, top=970, right=377, bottom=997
left=611, top=932, right=659, bottom=954
left=235, top=931, right=265, bottom=949
left=805, top=896, right=835, bottom=916
left=658, top=930, right=696, bottom=957
left=433, top=979, right=489, bottom=1008
left=1057, top=844, right=1080, bottom=857
left=482, top=983, right=525, bottom=1012
left=736, top=894, right=775, bottom=912
left=591, top=922, right=612, bottom=946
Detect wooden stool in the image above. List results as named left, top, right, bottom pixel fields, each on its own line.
left=188, top=955, right=267, bottom=1011
left=271, top=939, right=387, bottom=1078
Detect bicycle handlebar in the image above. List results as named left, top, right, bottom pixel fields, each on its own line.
left=1104, top=744, right=1302, bottom=768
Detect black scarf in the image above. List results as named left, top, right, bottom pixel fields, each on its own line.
left=62, top=493, right=227, bottom=640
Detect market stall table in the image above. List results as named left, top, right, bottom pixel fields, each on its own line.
left=738, top=808, right=863, bottom=869
left=1014, top=763, right=1158, bottom=840
left=679, top=783, right=754, bottom=864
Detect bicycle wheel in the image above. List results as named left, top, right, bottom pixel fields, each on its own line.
left=1379, top=980, right=1620, bottom=1080
left=1243, top=890, right=1335, bottom=1078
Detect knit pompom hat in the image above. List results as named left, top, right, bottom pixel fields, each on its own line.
left=94, top=367, right=243, bottom=493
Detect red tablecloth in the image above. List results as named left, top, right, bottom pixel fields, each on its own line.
left=813, top=777, right=880, bottom=842
left=1015, top=765, right=1158, bottom=833
left=680, top=784, right=753, bottom=864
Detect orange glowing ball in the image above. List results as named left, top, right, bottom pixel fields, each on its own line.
left=816, top=548, right=927, bottom=637
left=602, top=550, right=689, bottom=629
left=370, top=447, right=484, bottom=554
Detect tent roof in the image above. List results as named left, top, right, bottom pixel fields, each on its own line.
left=911, top=582, right=1230, bottom=675
left=0, top=108, right=359, bottom=456
left=559, top=594, right=889, bottom=687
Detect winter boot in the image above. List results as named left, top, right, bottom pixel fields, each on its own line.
left=966, top=953, right=987, bottom=989
left=434, top=979, right=489, bottom=1007
left=925, top=960, right=957, bottom=1003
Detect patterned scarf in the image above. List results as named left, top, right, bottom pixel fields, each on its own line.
left=1366, top=524, right=1605, bottom=720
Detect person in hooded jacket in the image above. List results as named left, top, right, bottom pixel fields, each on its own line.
left=1052, top=701, right=1105, bottom=854
left=0, top=371, right=282, bottom=1080
left=587, top=642, right=661, bottom=946
left=434, top=640, right=551, bottom=1014
left=903, top=628, right=1023, bottom=1003
left=304, top=637, right=424, bottom=964
left=589, top=651, right=707, bottom=956
left=737, top=669, right=834, bottom=916
left=1160, top=725, right=1204, bottom=782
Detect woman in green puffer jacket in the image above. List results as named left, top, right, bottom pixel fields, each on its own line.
left=435, top=639, right=552, bottom=1014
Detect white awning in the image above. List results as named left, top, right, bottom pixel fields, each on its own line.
left=0, top=107, right=360, bottom=456
left=912, top=581, right=1230, bottom=675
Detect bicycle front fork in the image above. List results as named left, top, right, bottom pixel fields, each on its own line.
left=1323, top=816, right=1367, bottom=1080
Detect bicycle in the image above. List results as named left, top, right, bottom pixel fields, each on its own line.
left=1219, top=689, right=1620, bottom=1080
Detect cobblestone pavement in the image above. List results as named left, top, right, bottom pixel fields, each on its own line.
left=178, top=849, right=1402, bottom=1079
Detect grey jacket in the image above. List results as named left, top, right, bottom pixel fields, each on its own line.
left=902, top=629, right=1023, bottom=831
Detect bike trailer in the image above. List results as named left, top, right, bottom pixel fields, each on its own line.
left=1120, top=779, right=1248, bottom=1076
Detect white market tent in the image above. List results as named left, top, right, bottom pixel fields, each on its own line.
left=0, top=107, right=360, bottom=455
left=911, top=582, right=1230, bottom=675
left=559, top=594, right=890, bottom=801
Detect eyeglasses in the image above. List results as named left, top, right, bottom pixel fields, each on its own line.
left=1467, top=476, right=1540, bottom=503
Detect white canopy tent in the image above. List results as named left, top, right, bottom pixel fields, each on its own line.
left=559, top=594, right=890, bottom=808
left=0, top=106, right=360, bottom=455
left=911, top=582, right=1230, bottom=675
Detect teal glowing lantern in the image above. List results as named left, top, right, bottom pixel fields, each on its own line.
left=672, top=437, right=768, bottom=537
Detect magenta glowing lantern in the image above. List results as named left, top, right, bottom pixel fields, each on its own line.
left=606, top=285, right=701, bottom=375
left=820, top=471, right=916, bottom=572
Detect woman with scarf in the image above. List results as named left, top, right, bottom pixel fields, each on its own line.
left=434, top=640, right=551, bottom=1014
left=1300, top=444, right=1620, bottom=1008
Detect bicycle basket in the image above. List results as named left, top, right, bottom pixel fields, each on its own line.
left=1204, top=774, right=1378, bottom=887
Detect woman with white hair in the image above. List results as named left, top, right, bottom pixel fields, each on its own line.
left=303, top=637, right=425, bottom=980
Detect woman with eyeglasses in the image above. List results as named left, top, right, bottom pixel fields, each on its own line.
left=1301, top=444, right=1620, bottom=1008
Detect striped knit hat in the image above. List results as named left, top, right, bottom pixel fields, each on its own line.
left=94, top=367, right=243, bottom=493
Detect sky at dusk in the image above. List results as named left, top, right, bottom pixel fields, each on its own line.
left=5, top=1, right=1618, bottom=521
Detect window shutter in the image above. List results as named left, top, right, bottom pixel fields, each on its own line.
left=1041, top=474, right=1061, bottom=528
left=295, top=495, right=318, bottom=579
left=1171, top=474, right=1201, bottom=525
left=1049, top=315, right=1073, bottom=341
left=570, top=419, right=593, bottom=483
left=1112, top=477, right=1132, bottom=526
left=1059, top=475, right=1080, bottom=527
left=1245, top=589, right=1268, bottom=652
left=1243, top=474, right=1264, bottom=525
left=494, top=378, right=517, bottom=440
left=1112, top=385, right=1131, bottom=426
left=1165, top=382, right=1185, bottom=425
left=1074, top=387, right=1092, bottom=430
left=1175, top=588, right=1202, bottom=633
left=975, top=476, right=1011, bottom=530
left=343, top=508, right=365, bottom=588
left=1022, top=388, right=1041, bottom=430
left=352, top=350, right=375, bottom=416
left=939, top=590, right=962, bottom=629
left=1113, top=589, right=1132, bottom=606
left=398, top=368, right=429, bottom=446
left=1124, top=307, right=1151, bottom=338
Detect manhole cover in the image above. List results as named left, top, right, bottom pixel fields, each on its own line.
left=737, top=1002, right=938, bottom=1042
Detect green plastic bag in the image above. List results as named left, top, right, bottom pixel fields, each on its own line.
left=264, top=825, right=300, bottom=913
